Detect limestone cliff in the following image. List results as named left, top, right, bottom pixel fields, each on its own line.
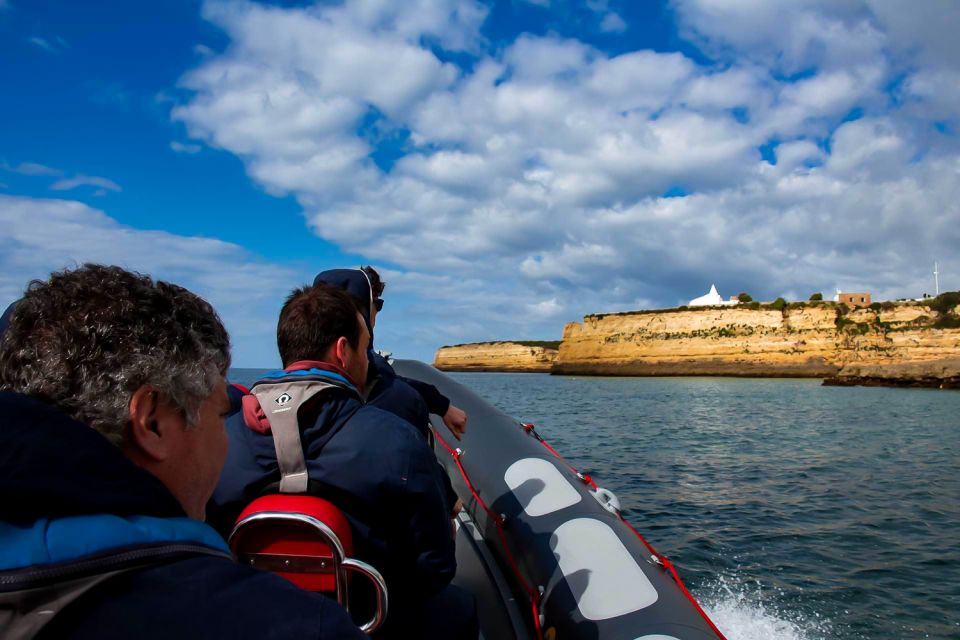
left=554, top=299, right=960, bottom=385
left=434, top=341, right=559, bottom=372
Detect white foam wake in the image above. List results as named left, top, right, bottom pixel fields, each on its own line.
left=697, top=576, right=836, bottom=640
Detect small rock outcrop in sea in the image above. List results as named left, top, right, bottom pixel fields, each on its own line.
left=434, top=341, right=560, bottom=372
left=823, top=358, right=960, bottom=389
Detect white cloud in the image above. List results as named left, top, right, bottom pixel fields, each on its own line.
left=672, top=0, right=886, bottom=74
left=170, top=141, right=203, bottom=154
left=866, top=0, right=960, bottom=70
left=169, top=0, right=960, bottom=354
left=28, top=35, right=67, bottom=52
left=29, top=36, right=54, bottom=51
left=0, top=194, right=302, bottom=366
left=50, top=175, right=122, bottom=193
left=903, top=67, right=960, bottom=126
left=599, top=12, right=627, bottom=33
left=679, top=66, right=770, bottom=111
left=772, top=139, right=824, bottom=173
left=1, top=161, right=62, bottom=176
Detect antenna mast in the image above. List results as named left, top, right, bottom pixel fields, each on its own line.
left=934, top=262, right=939, bottom=296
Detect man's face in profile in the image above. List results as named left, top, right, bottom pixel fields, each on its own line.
left=164, top=377, right=231, bottom=520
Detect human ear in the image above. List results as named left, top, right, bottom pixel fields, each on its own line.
left=127, top=385, right=172, bottom=462
left=334, top=336, right=351, bottom=369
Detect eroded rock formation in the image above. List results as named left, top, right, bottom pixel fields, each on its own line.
left=433, top=298, right=960, bottom=387
left=555, top=301, right=960, bottom=385
left=434, top=341, right=559, bottom=372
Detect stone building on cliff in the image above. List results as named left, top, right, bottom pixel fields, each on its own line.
left=833, top=290, right=872, bottom=307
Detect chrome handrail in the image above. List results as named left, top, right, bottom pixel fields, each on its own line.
left=229, top=511, right=352, bottom=609
left=342, top=558, right=389, bottom=634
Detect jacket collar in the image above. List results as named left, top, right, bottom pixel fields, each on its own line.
left=0, top=392, right=185, bottom=525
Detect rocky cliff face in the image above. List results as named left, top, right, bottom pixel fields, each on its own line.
left=554, top=301, right=960, bottom=383
left=434, top=342, right=559, bottom=372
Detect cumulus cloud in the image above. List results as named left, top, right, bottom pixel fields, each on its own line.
left=170, top=0, right=960, bottom=354
left=0, top=194, right=302, bottom=366
left=599, top=12, right=627, bottom=33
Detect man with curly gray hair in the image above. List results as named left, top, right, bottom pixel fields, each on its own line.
left=0, top=264, right=363, bottom=639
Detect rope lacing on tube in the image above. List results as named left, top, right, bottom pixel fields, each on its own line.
left=432, top=429, right=545, bottom=640
left=518, top=422, right=728, bottom=640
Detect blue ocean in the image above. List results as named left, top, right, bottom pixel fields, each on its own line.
left=229, top=368, right=960, bottom=639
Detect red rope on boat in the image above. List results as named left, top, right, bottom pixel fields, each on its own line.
left=617, top=517, right=728, bottom=640
left=433, top=428, right=545, bottom=640
left=520, top=422, right=728, bottom=640
left=521, top=423, right=598, bottom=490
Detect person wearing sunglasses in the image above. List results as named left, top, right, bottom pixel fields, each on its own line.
left=313, top=267, right=469, bottom=444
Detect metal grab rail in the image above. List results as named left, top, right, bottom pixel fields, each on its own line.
left=229, top=510, right=388, bottom=634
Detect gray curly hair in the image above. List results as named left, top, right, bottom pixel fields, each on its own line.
left=0, top=264, right=231, bottom=446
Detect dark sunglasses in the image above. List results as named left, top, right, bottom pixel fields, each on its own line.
left=373, top=298, right=384, bottom=312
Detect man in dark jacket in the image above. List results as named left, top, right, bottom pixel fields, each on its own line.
left=210, top=283, right=477, bottom=639
left=313, top=268, right=466, bottom=515
left=0, top=265, right=363, bottom=639
left=313, top=267, right=467, bottom=440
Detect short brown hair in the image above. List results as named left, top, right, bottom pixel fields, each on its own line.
left=361, top=266, right=385, bottom=298
left=277, top=284, right=362, bottom=366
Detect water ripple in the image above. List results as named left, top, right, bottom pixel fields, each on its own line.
left=447, top=373, right=960, bottom=640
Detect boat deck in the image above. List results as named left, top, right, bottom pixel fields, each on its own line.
left=452, top=510, right=531, bottom=640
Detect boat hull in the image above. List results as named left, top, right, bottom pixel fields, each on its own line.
left=393, top=360, right=724, bottom=640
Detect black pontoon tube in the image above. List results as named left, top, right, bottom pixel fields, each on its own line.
left=393, top=360, right=727, bottom=640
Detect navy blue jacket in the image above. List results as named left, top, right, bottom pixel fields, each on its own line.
left=366, top=351, right=431, bottom=434
left=210, top=375, right=457, bottom=602
left=0, top=392, right=363, bottom=640
left=368, top=351, right=452, bottom=433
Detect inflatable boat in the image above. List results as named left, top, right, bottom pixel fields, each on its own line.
left=392, top=359, right=727, bottom=640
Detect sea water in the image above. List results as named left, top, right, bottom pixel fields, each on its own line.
left=229, top=369, right=960, bottom=639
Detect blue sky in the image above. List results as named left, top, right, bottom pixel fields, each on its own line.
left=2, top=0, right=959, bottom=366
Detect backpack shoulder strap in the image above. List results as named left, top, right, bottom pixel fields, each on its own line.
left=251, top=378, right=345, bottom=494
left=0, top=543, right=230, bottom=640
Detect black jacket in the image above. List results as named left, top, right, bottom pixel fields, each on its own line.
left=210, top=371, right=457, bottom=600
left=0, top=392, right=363, bottom=640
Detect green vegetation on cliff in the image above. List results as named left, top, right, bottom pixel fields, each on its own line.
left=440, top=340, right=561, bottom=350
left=586, top=291, right=960, bottom=325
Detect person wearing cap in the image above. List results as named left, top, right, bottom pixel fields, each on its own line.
left=313, top=267, right=468, bottom=440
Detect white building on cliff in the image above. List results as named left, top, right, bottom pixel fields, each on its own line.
left=688, top=284, right=740, bottom=307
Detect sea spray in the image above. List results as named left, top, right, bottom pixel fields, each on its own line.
left=697, top=574, right=837, bottom=640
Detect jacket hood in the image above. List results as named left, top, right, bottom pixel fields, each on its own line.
left=313, top=269, right=374, bottom=335
left=0, top=392, right=185, bottom=524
